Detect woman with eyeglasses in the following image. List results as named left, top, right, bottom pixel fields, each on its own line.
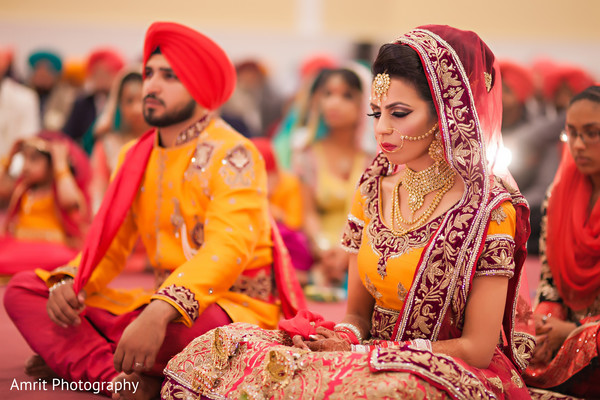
left=524, top=85, right=600, bottom=398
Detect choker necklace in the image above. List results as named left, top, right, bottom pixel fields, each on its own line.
left=391, top=161, right=455, bottom=235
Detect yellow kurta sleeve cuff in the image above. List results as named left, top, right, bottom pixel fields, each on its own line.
left=152, top=285, right=200, bottom=327
left=35, top=263, right=79, bottom=287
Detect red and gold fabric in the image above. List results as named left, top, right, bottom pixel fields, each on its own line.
left=161, top=26, right=534, bottom=400
left=524, top=168, right=600, bottom=397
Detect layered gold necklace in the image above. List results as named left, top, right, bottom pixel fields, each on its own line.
left=391, top=161, right=455, bottom=236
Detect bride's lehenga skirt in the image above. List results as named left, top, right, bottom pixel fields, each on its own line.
left=161, top=323, right=534, bottom=400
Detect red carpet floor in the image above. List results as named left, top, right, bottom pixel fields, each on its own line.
left=0, top=257, right=541, bottom=399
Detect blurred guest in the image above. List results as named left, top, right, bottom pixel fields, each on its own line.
left=62, top=47, right=125, bottom=151
left=525, top=85, right=600, bottom=398
left=0, top=132, right=91, bottom=276
left=62, top=57, right=86, bottom=90
left=500, top=59, right=536, bottom=131
left=252, top=137, right=312, bottom=284
left=272, top=54, right=337, bottom=170
left=27, top=50, right=77, bottom=131
left=293, top=65, right=374, bottom=300
left=90, top=68, right=149, bottom=213
left=500, top=60, right=540, bottom=194
left=0, top=46, right=40, bottom=161
left=517, top=62, right=595, bottom=254
left=221, top=59, right=283, bottom=138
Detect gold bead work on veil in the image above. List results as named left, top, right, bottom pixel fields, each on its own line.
left=391, top=130, right=456, bottom=236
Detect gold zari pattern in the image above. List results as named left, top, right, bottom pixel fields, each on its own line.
left=491, top=206, right=508, bottom=225
left=229, top=269, right=272, bottom=302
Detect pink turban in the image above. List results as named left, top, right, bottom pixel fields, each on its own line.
left=143, top=22, right=236, bottom=111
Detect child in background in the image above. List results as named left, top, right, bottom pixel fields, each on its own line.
left=0, top=132, right=91, bottom=277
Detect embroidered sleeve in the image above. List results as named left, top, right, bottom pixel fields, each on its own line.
left=154, top=284, right=200, bottom=323
left=475, top=235, right=516, bottom=278
left=341, top=187, right=366, bottom=253
left=475, top=201, right=517, bottom=278
left=153, top=136, right=270, bottom=327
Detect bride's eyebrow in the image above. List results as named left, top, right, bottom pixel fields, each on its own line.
left=384, top=101, right=411, bottom=109
left=369, top=101, right=412, bottom=110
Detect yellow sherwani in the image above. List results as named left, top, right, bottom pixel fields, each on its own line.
left=38, top=118, right=280, bottom=329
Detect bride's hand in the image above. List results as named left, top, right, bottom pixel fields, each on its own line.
left=292, top=327, right=351, bottom=352
left=292, top=334, right=310, bottom=350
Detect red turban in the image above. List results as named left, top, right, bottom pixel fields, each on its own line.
left=86, top=48, right=125, bottom=75
left=143, top=22, right=236, bottom=111
left=299, top=54, right=337, bottom=79
left=541, top=63, right=595, bottom=100
left=251, top=138, right=278, bottom=172
left=499, top=60, right=534, bottom=103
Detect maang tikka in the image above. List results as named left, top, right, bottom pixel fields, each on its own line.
left=372, top=72, right=391, bottom=105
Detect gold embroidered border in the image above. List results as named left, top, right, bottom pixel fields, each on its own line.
left=155, top=284, right=200, bottom=322
left=174, top=114, right=212, bottom=146
left=535, top=194, right=560, bottom=304
left=369, top=348, right=496, bottom=400
left=219, top=144, right=256, bottom=188
left=370, top=305, right=400, bottom=341
left=229, top=268, right=273, bottom=302
left=340, top=213, right=364, bottom=254
left=393, top=29, right=493, bottom=342
left=476, top=236, right=515, bottom=278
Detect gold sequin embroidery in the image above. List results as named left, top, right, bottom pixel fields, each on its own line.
left=219, top=144, right=256, bottom=188
left=490, top=207, right=507, bottom=225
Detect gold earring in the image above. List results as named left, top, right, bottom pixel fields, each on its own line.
left=428, top=131, right=444, bottom=163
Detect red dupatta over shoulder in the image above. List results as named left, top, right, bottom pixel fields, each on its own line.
left=546, top=146, right=600, bottom=311
left=72, top=129, right=155, bottom=294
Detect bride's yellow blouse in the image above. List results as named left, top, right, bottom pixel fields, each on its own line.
left=342, top=174, right=517, bottom=312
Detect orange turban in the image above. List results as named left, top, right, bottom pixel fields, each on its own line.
left=143, top=22, right=236, bottom=111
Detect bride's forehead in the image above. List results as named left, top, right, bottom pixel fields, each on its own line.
left=371, top=79, right=424, bottom=100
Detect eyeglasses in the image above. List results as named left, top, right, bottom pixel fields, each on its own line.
left=560, top=127, right=600, bottom=145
